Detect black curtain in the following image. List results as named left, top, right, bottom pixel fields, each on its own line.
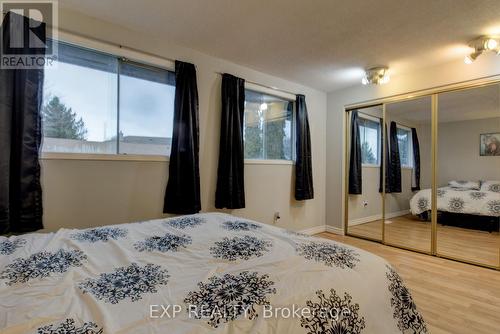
left=215, top=74, right=245, bottom=209
left=163, top=61, right=201, bottom=214
left=295, top=95, right=314, bottom=200
left=388, top=121, right=402, bottom=193
left=0, top=12, right=45, bottom=233
left=348, top=110, right=362, bottom=195
left=379, top=121, right=391, bottom=193
left=411, top=128, right=421, bottom=191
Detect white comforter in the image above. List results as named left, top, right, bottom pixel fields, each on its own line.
left=410, top=186, right=500, bottom=217
left=0, top=213, right=427, bottom=334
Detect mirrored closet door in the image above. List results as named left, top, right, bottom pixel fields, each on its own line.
left=346, top=105, right=383, bottom=241
left=436, top=84, right=500, bottom=267
left=384, top=97, right=432, bottom=253
left=345, top=81, right=500, bottom=270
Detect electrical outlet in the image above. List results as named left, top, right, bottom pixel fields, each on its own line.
left=273, top=212, right=281, bottom=224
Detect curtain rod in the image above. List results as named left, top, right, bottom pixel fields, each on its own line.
left=215, top=72, right=298, bottom=97
left=0, top=11, right=177, bottom=66
left=56, top=27, right=177, bottom=65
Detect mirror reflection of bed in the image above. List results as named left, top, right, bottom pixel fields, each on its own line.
left=435, top=85, right=500, bottom=266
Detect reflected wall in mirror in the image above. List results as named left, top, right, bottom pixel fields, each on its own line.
left=384, top=97, right=432, bottom=252
left=436, top=84, right=500, bottom=267
left=346, top=106, right=383, bottom=241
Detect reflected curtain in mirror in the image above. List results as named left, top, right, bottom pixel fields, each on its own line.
left=379, top=121, right=391, bottom=193
left=0, top=12, right=45, bottom=233
left=389, top=121, right=402, bottom=193
left=348, top=110, right=362, bottom=194
left=411, top=128, right=421, bottom=191
left=163, top=61, right=201, bottom=214
left=215, top=74, right=245, bottom=209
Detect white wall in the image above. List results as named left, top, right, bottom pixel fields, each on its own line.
left=40, top=8, right=327, bottom=232
left=348, top=167, right=414, bottom=223
left=327, top=55, right=500, bottom=229
left=437, top=117, right=500, bottom=185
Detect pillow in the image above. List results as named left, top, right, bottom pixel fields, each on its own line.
left=480, top=180, right=500, bottom=193
left=448, top=180, right=481, bottom=190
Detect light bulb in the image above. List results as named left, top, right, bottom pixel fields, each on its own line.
left=361, top=77, right=369, bottom=85
left=259, top=102, right=268, bottom=111
left=379, top=74, right=390, bottom=84
left=485, top=38, right=498, bottom=50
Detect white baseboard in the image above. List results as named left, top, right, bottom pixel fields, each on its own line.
left=299, top=225, right=344, bottom=236
left=299, top=225, right=327, bottom=235
left=348, top=210, right=410, bottom=226
left=326, top=225, right=344, bottom=235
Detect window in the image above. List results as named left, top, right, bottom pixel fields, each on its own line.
left=119, top=62, right=175, bottom=155
left=244, top=90, right=293, bottom=160
left=397, top=126, right=413, bottom=168
left=358, top=115, right=380, bottom=166
left=42, top=41, right=175, bottom=156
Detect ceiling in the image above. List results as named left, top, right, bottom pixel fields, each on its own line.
left=58, top=0, right=500, bottom=92
left=386, top=84, right=500, bottom=123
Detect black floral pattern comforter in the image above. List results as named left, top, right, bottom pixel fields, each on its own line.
left=410, top=186, right=500, bottom=217
left=0, top=213, right=427, bottom=333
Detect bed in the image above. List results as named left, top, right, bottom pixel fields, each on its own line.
left=0, top=213, right=427, bottom=334
left=410, top=181, right=500, bottom=231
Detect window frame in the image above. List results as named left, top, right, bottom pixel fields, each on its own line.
left=41, top=31, right=175, bottom=162
left=243, top=83, right=296, bottom=165
left=396, top=124, right=414, bottom=169
left=358, top=113, right=381, bottom=168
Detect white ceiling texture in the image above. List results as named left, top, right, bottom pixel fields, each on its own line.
left=59, top=0, right=500, bottom=92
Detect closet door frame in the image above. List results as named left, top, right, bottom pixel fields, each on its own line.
left=343, top=78, right=500, bottom=271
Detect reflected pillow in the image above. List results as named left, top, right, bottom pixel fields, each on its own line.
left=480, top=180, right=500, bottom=193
left=448, top=180, right=481, bottom=190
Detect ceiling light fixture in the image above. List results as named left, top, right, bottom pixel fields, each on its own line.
left=464, top=36, right=500, bottom=64
left=361, top=67, right=390, bottom=85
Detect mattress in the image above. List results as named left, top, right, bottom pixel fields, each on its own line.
left=0, top=213, right=427, bottom=333
left=410, top=186, right=500, bottom=217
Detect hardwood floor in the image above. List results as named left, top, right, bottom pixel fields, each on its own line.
left=348, top=214, right=499, bottom=266
left=317, top=232, right=500, bottom=334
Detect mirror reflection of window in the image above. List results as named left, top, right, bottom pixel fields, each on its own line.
left=359, top=115, right=380, bottom=166
left=384, top=96, right=432, bottom=253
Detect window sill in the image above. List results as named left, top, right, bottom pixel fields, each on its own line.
left=40, top=152, right=169, bottom=162
left=361, top=164, right=380, bottom=168
left=244, top=159, right=294, bottom=165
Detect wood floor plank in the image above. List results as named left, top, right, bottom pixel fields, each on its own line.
left=348, top=214, right=499, bottom=266
left=317, top=232, right=500, bottom=334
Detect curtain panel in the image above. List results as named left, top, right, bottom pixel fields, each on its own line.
left=379, top=121, right=391, bottom=193
left=411, top=127, right=421, bottom=191
left=295, top=95, right=314, bottom=200
left=388, top=121, right=402, bottom=193
left=215, top=74, right=246, bottom=209
left=0, top=12, right=45, bottom=233
left=163, top=61, right=201, bottom=214
left=348, top=110, right=362, bottom=195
